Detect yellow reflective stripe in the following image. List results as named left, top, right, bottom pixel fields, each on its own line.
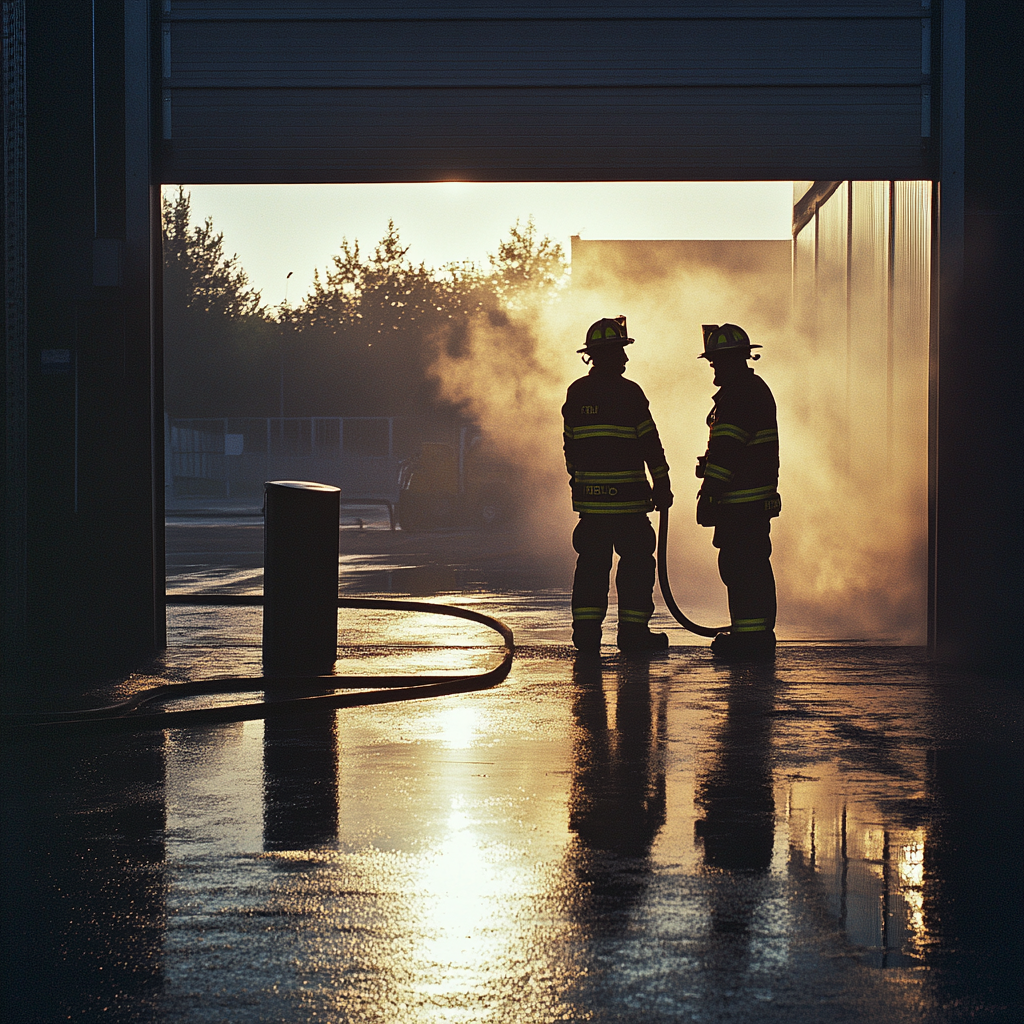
left=732, top=618, right=769, bottom=632
left=571, top=424, right=638, bottom=440
left=704, top=463, right=733, bottom=482
left=574, top=470, right=647, bottom=483
left=572, top=607, right=606, bottom=621
left=636, top=418, right=656, bottom=437
left=720, top=486, right=776, bottom=504
left=710, top=423, right=750, bottom=443
left=618, top=609, right=650, bottom=624
left=749, top=429, right=779, bottom=445
left=650, top=464, right=669, bottom=479
left=573, top=501, right=651, bottom=514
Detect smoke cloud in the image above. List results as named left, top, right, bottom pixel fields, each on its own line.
left=428, top=247, right=928, bottom=644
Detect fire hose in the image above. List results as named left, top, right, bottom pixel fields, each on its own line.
left=657, top=507, right=730, bottom=638
left=5, top=507, right=726, bottom=736
left=1, top=596, right=513, bottom=737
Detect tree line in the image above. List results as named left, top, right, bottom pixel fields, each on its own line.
left=163, top=187, right=567, bottom=420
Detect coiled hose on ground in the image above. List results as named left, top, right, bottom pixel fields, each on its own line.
left=1, top=596, right=514, bottom=737
left=4, top=508, right=723, bottom=736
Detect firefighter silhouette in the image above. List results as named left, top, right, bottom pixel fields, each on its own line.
left=695, top=324, right=780, bottom=660
left=563, top=316, right=674, bottom=653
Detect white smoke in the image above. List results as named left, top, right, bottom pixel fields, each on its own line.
left=428, top=253, right=928, bottom=643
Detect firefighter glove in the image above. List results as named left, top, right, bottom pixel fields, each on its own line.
left=652, top=477, right=674, bottom=511
left=695, top=455, right=707, bottom=479
left=696, top=491, right=718, bottom=527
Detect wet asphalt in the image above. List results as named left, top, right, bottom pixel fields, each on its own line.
left=1, top=515, right=1021, bottom=1023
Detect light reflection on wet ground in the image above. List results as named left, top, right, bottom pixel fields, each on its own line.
left=147, top=643, right=1020, bottom=1023
left=1, top=521, right=1021, bottom=1022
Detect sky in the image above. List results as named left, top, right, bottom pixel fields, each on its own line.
left=173, top=182, right=794, bottom=307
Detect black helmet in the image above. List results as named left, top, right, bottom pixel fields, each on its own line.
left=699, top=323, right=761, bottom=360
left=579, top=315, right=634, bottom=354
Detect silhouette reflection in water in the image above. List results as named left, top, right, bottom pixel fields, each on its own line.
left=694, top=666, right=776, bottom=872
left=694, top=664, right=777, bottom=979
left=569, top=656, right=667, bottom=857
left=557, top=655, right=667, bottom=1014
left=263, top=700, right=339, bottom=851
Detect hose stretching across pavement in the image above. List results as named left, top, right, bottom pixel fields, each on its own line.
left=5, top=508, right=719, bottom=735
left=1, top=595, right=514, bottom=737
left=657, top=508, right=730, bottom=638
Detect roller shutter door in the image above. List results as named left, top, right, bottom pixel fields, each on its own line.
left=160, top=2, right=934, bottom=183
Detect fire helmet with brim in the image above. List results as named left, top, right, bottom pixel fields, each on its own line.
left=699, top=323, right=761, bottom=360
left=579, top=315, right=634, bottom=354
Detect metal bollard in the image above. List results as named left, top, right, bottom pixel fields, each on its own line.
left=262, top=480, right=341, bottom=675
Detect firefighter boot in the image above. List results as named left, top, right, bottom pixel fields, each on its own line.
left=616, top=624, right=670, bottom=653
left=572, top=621, right=602, bottom=654
left=710, top=630, right=776, bottom=662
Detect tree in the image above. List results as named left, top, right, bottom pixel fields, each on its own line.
left=426, top=217, right=568, bottom=373
left=163, top=201, right=569, bottom=421
left=162, top=188, right=276, bottom=417
left=296, top=221, right=470, bottom=415
left=163, top=187, right=263, bottom=318
left=294, top=217, right=569, bottom=414
left=487, top=217, right=568, bottom=310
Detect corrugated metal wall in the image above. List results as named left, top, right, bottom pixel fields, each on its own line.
left=849, top=180, right=890, bottom=478
left=161, top=1, right=934, bottom=183
left=796, top=181, right=930, bottom=476
left=890, top=181, right=930, bottom=497
left=793, top=180, right=931, bottom=640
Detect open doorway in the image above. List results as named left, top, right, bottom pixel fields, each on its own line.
left=161, top=181, right=929, bottom=643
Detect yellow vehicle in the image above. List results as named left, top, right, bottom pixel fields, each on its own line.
left=397, top=436, right=515, bottom=532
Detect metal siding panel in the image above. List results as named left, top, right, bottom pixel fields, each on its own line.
left=890, top=181, right=930, bottom=640
left=160, top=4, right=932, bottom=181
left=795, top=183, right=848, bottom=465
left=167, top=3, right=930, bottom=20
left=162, top=86, right=926, bottom=182
left=815, top=181, right=849, bottom=356
left=848, top=179, right=889, bottom=477
left=793, top=220, right=815, bottom=318
left=891, top=179, right=930, bottom=494
left=167, top=18, right=924, bottom=88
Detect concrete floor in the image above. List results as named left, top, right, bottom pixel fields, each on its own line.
left=2, top=515, right=1022, bottom=1022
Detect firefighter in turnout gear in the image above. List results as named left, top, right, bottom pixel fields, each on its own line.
left=563, top=317, right=674, bottom=653
left=696, top=324, right=781, bottom=660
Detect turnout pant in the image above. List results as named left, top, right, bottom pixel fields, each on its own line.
left=572, top=513, right=657, bottom=630
left=712, top=514, right=776, bottom=634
